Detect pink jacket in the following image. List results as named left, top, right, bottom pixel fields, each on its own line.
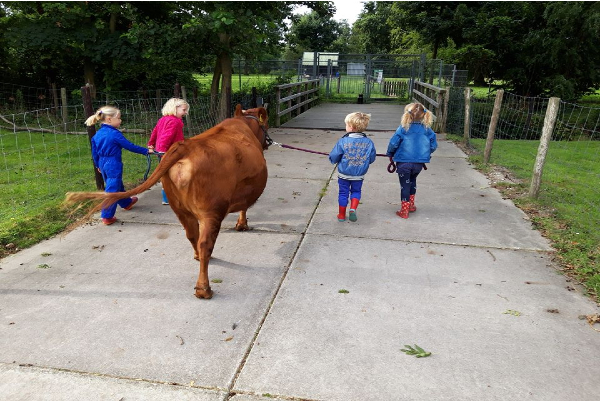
left=148, top=115, right=184, bottom=152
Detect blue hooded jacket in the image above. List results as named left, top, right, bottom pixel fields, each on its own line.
left=329, top=133, right=376, bottom=180
left=386, top=122, right=437, bottom=163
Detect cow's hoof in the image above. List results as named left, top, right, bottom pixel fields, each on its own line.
left=235, top=224, right=249, bottom=231
left=194, top=286, right=213, bottom=299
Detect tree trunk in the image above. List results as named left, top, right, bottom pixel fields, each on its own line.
left=211, top=33, right=233, bottom=122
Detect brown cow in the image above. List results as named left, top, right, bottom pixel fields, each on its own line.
left=66, top=105, right=270, bottom=299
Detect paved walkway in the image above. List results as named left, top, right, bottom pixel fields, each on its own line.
left=1, top=104, right=599, bottom=400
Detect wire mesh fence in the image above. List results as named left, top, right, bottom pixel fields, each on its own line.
left=445, top=88, right=600, bottom=254
left=0, top=91, right=269, bottom=225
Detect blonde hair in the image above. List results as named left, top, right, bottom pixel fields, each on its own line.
left=162, top=98, right=190, bottom=116
left=401, top=102, right=433, bottom=130
left=345, top=112, right=371, bottom=132
left=84, top=105, right=120, bottom=127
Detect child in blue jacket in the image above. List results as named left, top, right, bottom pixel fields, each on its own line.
left=85, top=106, right=150, bottom=225
left=386, top=102, right=437, bottom=219
left=329, top=112, right=376, bottom=222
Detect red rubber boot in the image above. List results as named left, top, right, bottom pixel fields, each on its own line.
left=409, top=194, right=417, bottom=212
left=396, top=201, right=410, bottom=219
left=349, top=198, right=359, bottom=222
left=337, top=206, right=347, bottom=222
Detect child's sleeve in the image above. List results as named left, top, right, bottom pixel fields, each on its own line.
left=428, top=128, right=438, bottom=154
left=386, top=128, right=403, bottom=156
left=369, top=140, right=376, bottom=164
left=329, top=140, right=343, bottom=164
left=148, top=123, right=158, bottom=147
left=117, top=133, right=148, bottom=155
left=91, top=141, right=99, bottom=168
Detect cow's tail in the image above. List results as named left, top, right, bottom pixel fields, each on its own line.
left=65, top=141, right=187, bottom=213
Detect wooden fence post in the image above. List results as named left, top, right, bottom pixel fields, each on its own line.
left=464, top=87, right=472, bottom=145
left=155, top=89, right=161, bottom=111
left=51, top=83, right=59, bottom=116
left=81, top=84, right=105, bottom=190
left=275, top=86, right=281, bottom=127
left=61, top=88, right=68, bottom=133
left=181, top=86, right=192, bottom=137
left=483, top=89, right=504, bottom=164
left=174, top=82, right=181, bottom=98
left=529, top=97, right=560, bottom=198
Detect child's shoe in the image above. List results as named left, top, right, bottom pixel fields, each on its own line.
left=349, top=198, right=359, bottom=222
left=396, top=201, right=410, bottom=219
left=337, top=206, right=347, bottom=222
left=102, top=217, right=117, bottom=225
left=409, top=194, right=417, bottom=212
left=124, top=196, right=138, bottom=210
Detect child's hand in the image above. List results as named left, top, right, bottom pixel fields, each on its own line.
left=148, top=148, right=154, bottom=154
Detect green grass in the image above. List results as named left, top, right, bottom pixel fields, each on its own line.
left=448, top=134, right=600, bottom=301
left=0, top=128, right=154, bottom=257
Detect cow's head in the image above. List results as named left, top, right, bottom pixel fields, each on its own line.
left=236, top=104, right=272, bottom=150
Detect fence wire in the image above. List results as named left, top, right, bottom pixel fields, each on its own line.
left=0, top=93, right=268, bottom=224
left=445, top=89, right=600, bottom=249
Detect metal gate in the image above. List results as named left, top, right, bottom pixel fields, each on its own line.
left=299, top=53, right=465, bottom=102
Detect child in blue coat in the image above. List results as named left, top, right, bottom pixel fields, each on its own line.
left=386, top=102, right=437, bottom=219
left=329, top=112, right=376, bottom=222
left=85, top=106, right=150, bottom=225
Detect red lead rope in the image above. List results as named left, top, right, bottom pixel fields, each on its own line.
left=278, top=143, right=426, bottom=174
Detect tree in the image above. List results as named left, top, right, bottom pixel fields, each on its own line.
left=184, top=1, right=334, bottom=118
left=0, top=2, right=205, bottom=93
left=351, top=1, right=393, bottom=54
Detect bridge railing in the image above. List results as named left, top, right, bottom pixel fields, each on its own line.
left=412, top=80, right=448, bottom=132
left=274, top=79, right=320, bottom=127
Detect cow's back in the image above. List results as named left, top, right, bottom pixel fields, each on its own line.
left=163, top=118, right=268, bottom=216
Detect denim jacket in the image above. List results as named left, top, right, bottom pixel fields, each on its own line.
left=386, top=123, right=437, bottom=163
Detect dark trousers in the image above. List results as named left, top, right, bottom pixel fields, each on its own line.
left=396, top=162, right=424, bottom=202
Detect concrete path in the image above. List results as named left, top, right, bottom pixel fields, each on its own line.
left=1, top=104, right=599, bottom=400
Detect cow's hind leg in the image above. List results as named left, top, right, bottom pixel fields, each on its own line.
left=235, top=210, right=249, bottom=231
left=172, top=208, right=201, bottom=260
left=194, top=216, right=222, bottom=299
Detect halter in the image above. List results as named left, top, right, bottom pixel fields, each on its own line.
left=244, top=114, right=273, bottom=148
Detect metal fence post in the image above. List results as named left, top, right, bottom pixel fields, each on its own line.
left=464, top=87, right=472, bottom=144
left=483, top=89, right=504, bottom=164
left=81, top=84, right=105, bottom=190
left=529, top=97, right=560, bottom=198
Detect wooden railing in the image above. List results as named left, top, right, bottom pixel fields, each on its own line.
left=412, top=81, right=448, bottom=132
left=274, top=79, right=320, bottom=127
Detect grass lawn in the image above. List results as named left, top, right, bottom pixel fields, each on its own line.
left=449, top=135, right=600, bottom=302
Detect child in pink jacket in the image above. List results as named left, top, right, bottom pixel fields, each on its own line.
left=148, top=98, right=189, bottom=204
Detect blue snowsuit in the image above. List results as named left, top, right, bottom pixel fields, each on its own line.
left=91, top=124, right=148, bottom=218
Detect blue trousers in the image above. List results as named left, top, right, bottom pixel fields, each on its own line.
left=338, top=178, right=363, bottom=207
left=99, top=160, right=134, bottom=219
left=396, top=162, right=424, bottom=202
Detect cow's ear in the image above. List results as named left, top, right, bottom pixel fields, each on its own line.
left=259, top=108, right=268, bottom=125
left=234, top=104, right=243, bottom=117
